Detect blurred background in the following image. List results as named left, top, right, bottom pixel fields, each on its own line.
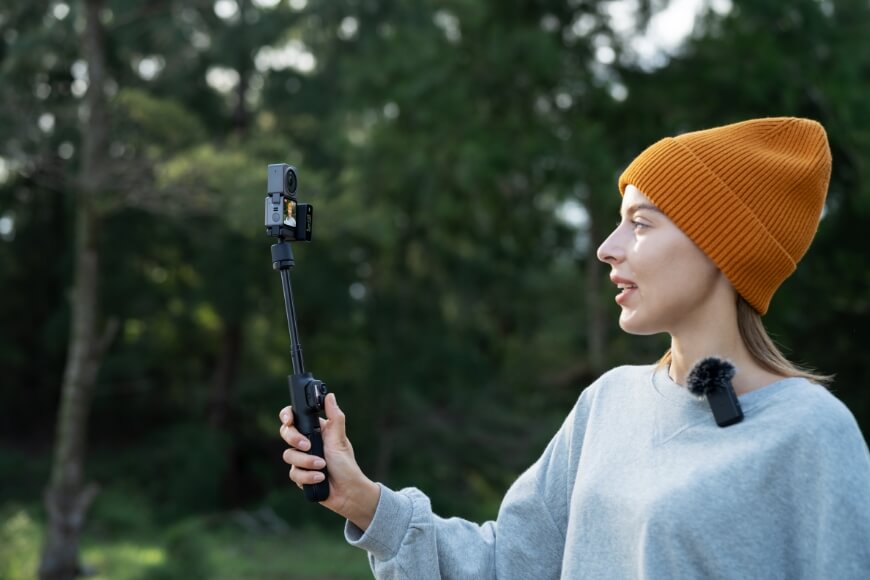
left=1, top=0, right=868, bottom=578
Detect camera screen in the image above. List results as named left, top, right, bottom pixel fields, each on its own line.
left=283, top=198, right=297, bottom=227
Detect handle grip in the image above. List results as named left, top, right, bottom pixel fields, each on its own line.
left=290, top=372, right=330, bottom=502
left=301, top=429, right=329, bottom=502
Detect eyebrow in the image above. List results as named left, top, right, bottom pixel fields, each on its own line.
left=620, top=203, right=663, bottom=218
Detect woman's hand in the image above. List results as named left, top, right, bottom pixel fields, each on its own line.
left=279, top=393, right=380, bottom=531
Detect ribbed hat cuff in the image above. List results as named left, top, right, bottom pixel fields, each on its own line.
left=618, top=137, right=796, bottom=315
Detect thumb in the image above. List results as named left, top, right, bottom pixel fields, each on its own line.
left=323, top=393, right=347, bottom=442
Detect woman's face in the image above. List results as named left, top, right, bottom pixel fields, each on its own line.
left=596, top=185, right=728, bottom=335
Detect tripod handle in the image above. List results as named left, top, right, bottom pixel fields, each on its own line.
left=290, top=372, right=330, bottom=502
left=301, top=430, right=330, bottom=502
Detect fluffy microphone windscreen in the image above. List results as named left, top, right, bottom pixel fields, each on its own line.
left=686, top=357, right=737, bottom=397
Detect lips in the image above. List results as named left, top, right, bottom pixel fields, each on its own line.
left=611, top=275, right=638, bottom=305
left=610, top=275, right=638, bottom=289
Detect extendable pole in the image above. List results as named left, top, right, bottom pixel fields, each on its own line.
left=271, top=240, right=305, bottom=375
left=279, top=268, right=305, bottom=375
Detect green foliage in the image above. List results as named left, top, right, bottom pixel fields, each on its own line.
left=157, top=519, right=372, bottom=580
left=115, top=89, right=208, bottom=153
left=0, top=502, right=370, bottom=579
left=89, top=486, right=156, bottom=536
left=0, top=506, right=42, bottom=580
left=0, top=3, right=868, bottom=569
left=0, top=446, right=50, bottom=504
left=136, top=424, right=231, bottom=520
left=141, top=519, right=213, bottom=580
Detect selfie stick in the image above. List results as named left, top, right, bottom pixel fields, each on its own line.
left=267, top=164, right=330, bottom=502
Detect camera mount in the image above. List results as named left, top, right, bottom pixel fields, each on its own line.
left=266, top=163, right=329, bottom=502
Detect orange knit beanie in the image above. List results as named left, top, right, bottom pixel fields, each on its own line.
left=618, top=117, right=832, bottom=315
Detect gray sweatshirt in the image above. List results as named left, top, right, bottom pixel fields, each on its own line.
left=345, top=364, right=870, bottom=579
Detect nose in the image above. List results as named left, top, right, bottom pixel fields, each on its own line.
left=596, top=226, right=624, bottom=264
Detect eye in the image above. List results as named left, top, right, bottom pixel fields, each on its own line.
left=631, top=220, right=648, bottom=230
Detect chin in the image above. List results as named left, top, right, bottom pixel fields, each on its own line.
left=618, top=313, right=661, bottom=336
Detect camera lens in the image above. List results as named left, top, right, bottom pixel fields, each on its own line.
left=285, top=168, right=298, bottom=195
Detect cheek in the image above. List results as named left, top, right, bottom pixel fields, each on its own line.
left=660, top=250, right=720, bottom=305
left=635, top=236, right=717, bottom=291
left=632, top=236, right=677, bottom=275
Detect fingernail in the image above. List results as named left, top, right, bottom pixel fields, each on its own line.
left=313, top=458, right=325, bottom=469
left=313, top=472, right=325, bottom=482
left=281, top=411, right=290, bottom=423
left=298, top=439, right=310, bottom=450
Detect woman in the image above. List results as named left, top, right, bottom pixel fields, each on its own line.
left=279, top=117, right=870, bottom=579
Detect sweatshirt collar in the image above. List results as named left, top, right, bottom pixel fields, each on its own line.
left=649, top=363, right=801, bottom=410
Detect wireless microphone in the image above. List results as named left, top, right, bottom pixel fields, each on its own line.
left=686, top=357, right=744, bottom=427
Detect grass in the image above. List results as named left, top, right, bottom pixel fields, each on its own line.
left=82, top=540, right=167, bottom=579
left=200, top=527, right=373, bottom=580
left=1, top=504, right=373, bottom=580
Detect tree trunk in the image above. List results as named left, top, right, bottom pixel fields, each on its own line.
left=585, top=216, right=607, bottom=375
left=39, top=209, right=103, bottom=578
left=233, top=0, right=251, bottom=134
left=207, top=0, right=253, bottom=500
left=39, top=1, right=112, bottom=578
left=208, top=322, right=243, bottom=431
left=208, top=321, right=243, bottom=505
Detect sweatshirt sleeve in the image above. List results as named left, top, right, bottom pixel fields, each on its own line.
left=786, top=395, right=870, bottom=579
left=344, top=404, right=584, bottom=580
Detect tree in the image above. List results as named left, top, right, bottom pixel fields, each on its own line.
left=39, top=0, right=116, bottom=577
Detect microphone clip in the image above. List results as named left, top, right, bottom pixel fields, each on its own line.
left=686, top=357, right=744, bottom=428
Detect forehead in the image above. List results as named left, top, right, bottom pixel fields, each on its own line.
left=621, top=184, right=663, bottom=216
left=623, top=184, right=653, bottom=206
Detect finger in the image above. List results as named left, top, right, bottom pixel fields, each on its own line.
left=323, top=394, right=346, bottom=443
left=289, top=466, right=326, bottom=486
left=283, top=448, right=326, bottom=470
left=322, top=393, right=348, bottom=448
left=279, top=424, right=311, bottom=451
left=279, top=406, right=294, bottom=425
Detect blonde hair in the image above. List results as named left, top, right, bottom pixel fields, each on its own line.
left=655, top=295, right=835, bottom=387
